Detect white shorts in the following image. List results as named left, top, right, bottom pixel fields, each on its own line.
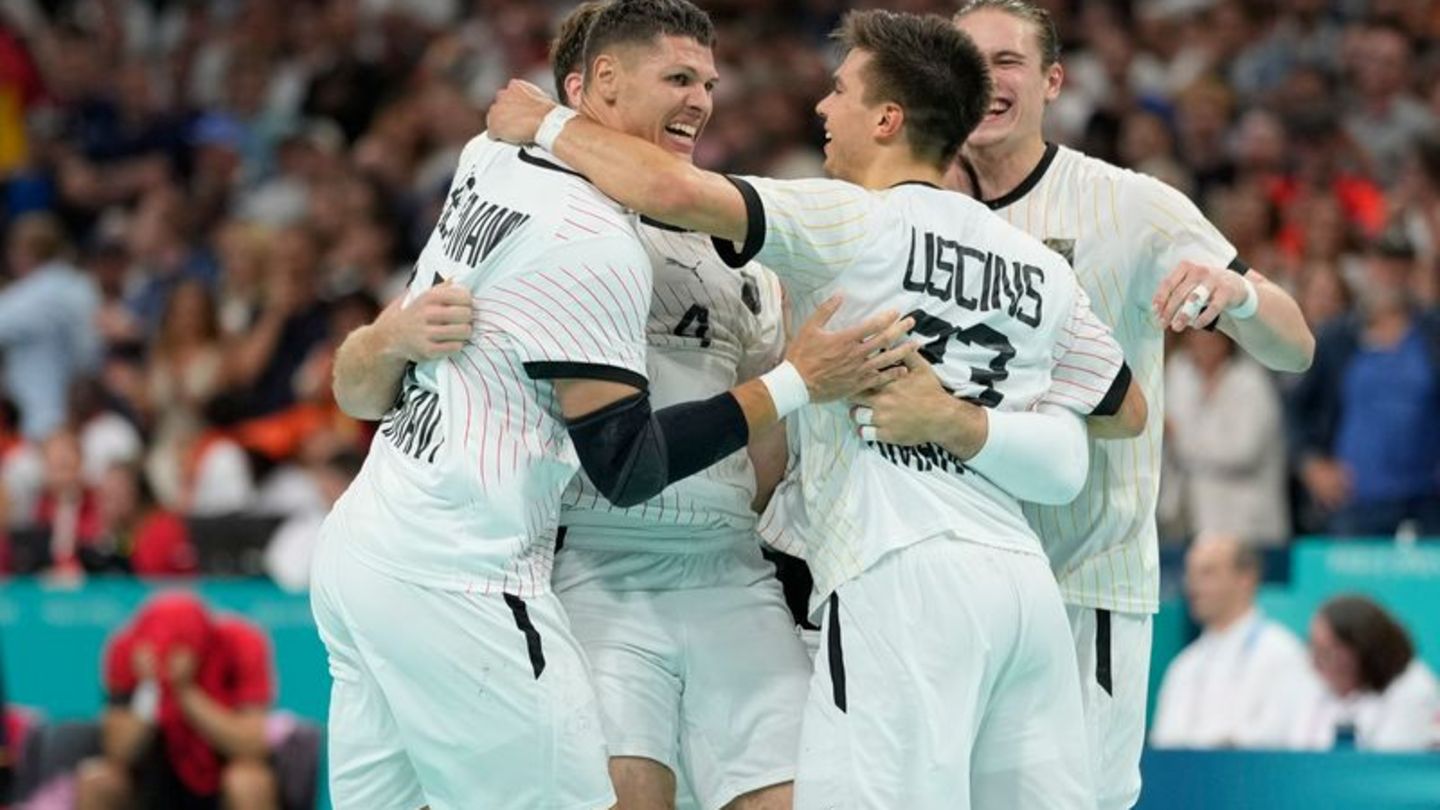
left=310, top=533, right=614, bottom=810
left=1066, top=605, right=1152, bottom=810
left=794, top=537, right=1094, bottom=810
left=560, top=576, right=809, bottom=810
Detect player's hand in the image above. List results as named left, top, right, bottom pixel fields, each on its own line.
left=487, top=79, right=557, bottom=144
left=1153, top=260, right=1248, bottom=332
left=786, top=296, right=917, bottom=403
left=378, top=280, right=474, bottom=362
left=850, top=352, right=984, bottom=450
left=166, top=647, right=198, bottom=687
left=132, top=643, right=158, bottom=681
left=1301, top=457, right=1352, bottom=511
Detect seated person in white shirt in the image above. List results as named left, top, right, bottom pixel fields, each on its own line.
left=1290, top=594, right=1440, bottom=751
left=1151, top=532, right=1314, bottom=749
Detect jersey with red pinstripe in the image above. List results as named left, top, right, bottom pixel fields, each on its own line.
left=557, top=222, right=785, bottom=563
left=332, top=135, right=652, bottom=597
left=731, top=177, right=1128, bottom=613
left=979, top=144, right=1241, bottom=615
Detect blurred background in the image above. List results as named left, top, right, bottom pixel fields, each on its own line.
left=0, top=0, right=1437, bottom=808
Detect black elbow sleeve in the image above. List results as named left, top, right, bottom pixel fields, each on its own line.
left=566, top=391, right=750, bottom=508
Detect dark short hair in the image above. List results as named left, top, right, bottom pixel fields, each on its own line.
left=1320, top=595, right=1415, bottom=692
left=581, top=0, right=715, bottom=86
left=551, top=0, right=611, bottom=99
left=954, top=0, right=1062, bottom=67
left=833, top=10, right=990, bottom=168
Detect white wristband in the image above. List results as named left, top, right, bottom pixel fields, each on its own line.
left=132, top=678, right=160, bottom=723
left=535, top=106, right=578, bottom=153
left=759, top=360, right=810, bottom=419
left=1227, top=276, right=1259, bottom=320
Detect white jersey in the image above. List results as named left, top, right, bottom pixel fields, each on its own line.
left=738, top=176, right=1130, bottom=613
left=330, top=136, right=651, bottom=596
left=558, top=221, right=785, bottom=553
left=1149, top=610, right=1315, bottom=750
left=965, top=144, right=1241, bottom=614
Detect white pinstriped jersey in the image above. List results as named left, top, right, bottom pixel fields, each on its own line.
left=974, top=144, right=1240, bottom=614
left=735, top=176, right=1129, bottom=614
left=558, top=222, right=785, bottom=556
left=331, top=135, right=651, bottom=597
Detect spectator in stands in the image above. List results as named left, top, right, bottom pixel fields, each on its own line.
left=1151, top=532, right=1314, bottom=749
left=123, top=184, right=219, bottom=338
left=212, top=220, right=272, bottom=338
left=95, top=463, right=196, bottom=577
left=69, top=377, right=143, bottom=487
left=1165, top=330, right=1290, bottom=544
left=264, top=448, right=362, bottom=592
left=76, top=591, right=278, bottom=809
left=0, top=398, right=42, bottom=533
left=143, top=279, right=226, bottom=511
left=1289, top=230, right=1440, bottom=536
left=0, top=212, right=100, bottom=440
left=1271, top=108, right=1387, bottom=262
left=1295, top=260, right=1354, bottom=333
left=33, top=429, right=101, bottom=576
left=1398, top=134, right=1440, bottom=306
left=1343, top=19, right=1436, bottom=186
left=1289, top=594, right=1440, bottom=751
left=222, top=225, right=329, bottom=419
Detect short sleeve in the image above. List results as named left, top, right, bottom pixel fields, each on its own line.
left=735, top=265, right=787, bottom=382
left=486, top=234, right=653, bottom=388
left=1132, top=175, right=1245, bottom=300
left=715, top=176, right=883, bottom=295
left=220, top=621, right=275, bottom=708
left=1042, top=286, right=1131, bottom=416
left=102, top=629, right=138, bottom=704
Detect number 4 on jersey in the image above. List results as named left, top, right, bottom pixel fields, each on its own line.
left=904, top=309, right=1015, bottom=407
left=673, top=304, right=712, bottom=348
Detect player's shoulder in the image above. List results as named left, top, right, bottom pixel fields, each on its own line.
left=1056, top=145, right=1182, bottom=203
left=213, top=615, right=272, bottom=653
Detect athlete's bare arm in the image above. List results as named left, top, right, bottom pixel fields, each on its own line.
left=1086, top=383, right=1148, bottom=439
left=487, top=80, right=750, bottom=245
left=1154, top=262, right=1314, bottom=373
left=332, top=282, right=474, bottom=420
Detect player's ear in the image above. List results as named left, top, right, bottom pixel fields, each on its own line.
left=876, top=102, right=904, bottom=140
left=591, top=53, right=622, bottom=104
left=564, top=71, right=584, bottom=108
left=1043, top=61, right=1064, bottom=103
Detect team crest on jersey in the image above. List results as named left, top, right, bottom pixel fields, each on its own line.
left=1044, top=238, right=1076, bottom=265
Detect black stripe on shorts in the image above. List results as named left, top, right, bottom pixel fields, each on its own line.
left=1095, top=608, right=1113, bottom=696
left=504, top=594, right=547, bottom=679
left=828, top=593, right=847, bottom=713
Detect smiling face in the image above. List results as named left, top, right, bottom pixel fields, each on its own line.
left=814, top=49, right=887, bottom=182
left=586, top=34, right=717, bottom=162
left=954, top=8, right=1061, bottom=152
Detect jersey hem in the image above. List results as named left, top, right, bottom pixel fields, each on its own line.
left=343, top=536, right=554, bottom=598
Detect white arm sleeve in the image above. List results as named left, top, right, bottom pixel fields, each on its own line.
left=966, top=403, right=1088, bottom=505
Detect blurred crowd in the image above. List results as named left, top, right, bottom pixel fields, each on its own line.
left=0, top=0, right=1439, bottom=589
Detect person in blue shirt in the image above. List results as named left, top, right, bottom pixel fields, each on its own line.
left=0, top=212, right=100, bottom=440
left=1290, top=230, right=1440, bottom=536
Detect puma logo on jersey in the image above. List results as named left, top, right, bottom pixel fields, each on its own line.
left=664, top=256, right=703, bottom=280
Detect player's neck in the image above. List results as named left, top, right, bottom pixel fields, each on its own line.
left=1206, top=603, right=1254, bottom=635
left=852, top=150, right=945, bottom=191
left=961, top=136, right=1049, bottom=202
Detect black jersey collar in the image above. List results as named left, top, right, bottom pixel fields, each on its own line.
left=889, top=179, right=941, bottom=190
left=518, top=147, right=588, bottom=182
left=963, top=141, right=1058, bottom=210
